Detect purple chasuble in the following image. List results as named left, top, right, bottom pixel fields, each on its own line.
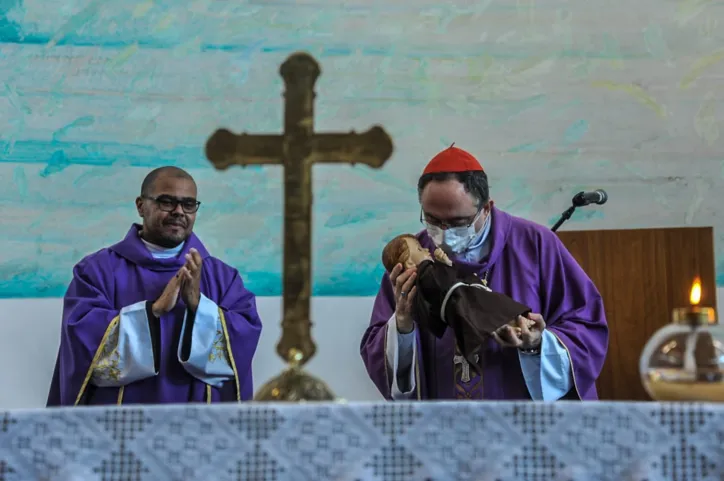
left=453, top=344, right=484, bottom=399
left=360, top=206, right=608, bottom=400
left=47, top=224, right=262, bottom=406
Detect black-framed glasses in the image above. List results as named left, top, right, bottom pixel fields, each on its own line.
left=144, top=195, right=201, bottom=214
left=420, top=206, right=482, bottom=229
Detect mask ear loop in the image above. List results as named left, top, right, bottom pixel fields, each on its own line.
left=479, top=209, right=491, bottom=232
left=469, top=203, right=488, bottom=228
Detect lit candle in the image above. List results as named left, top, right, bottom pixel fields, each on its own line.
left=672, top=277, right=717, bottom=325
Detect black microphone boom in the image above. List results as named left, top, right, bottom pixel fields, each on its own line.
left=572, top=189, right=608, bottom=207
left=550, top=189, right=608, bottom=232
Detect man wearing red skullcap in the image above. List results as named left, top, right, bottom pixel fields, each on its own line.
left=361, top=145, right=608, bottom=401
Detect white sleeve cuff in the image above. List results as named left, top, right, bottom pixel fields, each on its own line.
left=178, top=294, right=235, bottom=388
left=91, top=301, right=158, bottom=388
left=518, top=329, right=573, bottom=401
left=384, top=314, right=417, bottom=399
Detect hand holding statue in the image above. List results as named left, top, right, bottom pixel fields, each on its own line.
left=389, top=264, right=417, bottom=334
left=492, top=313, right=546, bottom=350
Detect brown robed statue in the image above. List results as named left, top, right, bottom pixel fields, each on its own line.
left=205, top=52, right=394, bottom=401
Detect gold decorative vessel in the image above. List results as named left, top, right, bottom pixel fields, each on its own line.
left=639, top=278, right=724, bottom=401
left=253, top=349, right=336, bottom=401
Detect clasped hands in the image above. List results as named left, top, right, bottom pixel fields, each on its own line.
left=152, top=248, right=203, bottom=317
left=390, top=263, right=546, bottom=350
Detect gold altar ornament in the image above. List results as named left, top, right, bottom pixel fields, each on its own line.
left=639, top=277, right=724, bottom=401
left=252, top=349, right=336, bottom=401
left=205, top=52, right=394, bottom=401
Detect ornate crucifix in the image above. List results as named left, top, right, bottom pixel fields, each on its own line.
left=205, top=52, right=394, bottom=368
left=453, top=354, right=479, bottom=383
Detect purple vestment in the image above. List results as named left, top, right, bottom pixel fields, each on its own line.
left=360, top=206, right=608, bottom=400
left=47, top=224, right=262, bottom=406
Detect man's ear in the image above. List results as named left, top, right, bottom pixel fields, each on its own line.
left=135, top=197, right=144, bottom=217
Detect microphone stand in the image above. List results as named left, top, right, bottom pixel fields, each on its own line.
left=551, top=192, right=588, bottom=232
left=550, top=205, right=576, bottom=232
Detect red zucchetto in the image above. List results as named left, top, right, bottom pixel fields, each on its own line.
left=422, top=144, right=484, bottom=175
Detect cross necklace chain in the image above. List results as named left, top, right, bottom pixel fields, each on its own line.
left=479, top=269, right=490, bottom=288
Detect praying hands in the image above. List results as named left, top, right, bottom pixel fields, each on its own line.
left=150, top=248, right=203, bottom=317
left=180, top=248, right=203, bottom=312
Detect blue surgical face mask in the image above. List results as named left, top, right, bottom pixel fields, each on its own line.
left=426, top=210, right=485, bottom=254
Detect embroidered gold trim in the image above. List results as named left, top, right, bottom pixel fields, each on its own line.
left=74, top=316, right=121, bottom=406
left=92, top=322, right=122, bottom=384
left=208, top=329, right=230, bottom=364
left=218, top=308, right=241, bottom=402
left=116, top=386, right=125, bottom=405
left=550, top=330, right=582, bottom=399
left=452, top=343, right=483, bottom=400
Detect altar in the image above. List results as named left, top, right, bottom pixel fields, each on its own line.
left=1, top=401, right=722, bottom=481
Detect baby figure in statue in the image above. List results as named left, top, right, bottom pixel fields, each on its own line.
left=382, top=234, right=533, bottom=366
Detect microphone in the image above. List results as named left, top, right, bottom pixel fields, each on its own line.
left=572, top=189, right=607, bottom=207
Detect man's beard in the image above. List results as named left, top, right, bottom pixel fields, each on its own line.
left=156, top=233, right=186, bottom=248
left=141, top=224, right=188, bottom=248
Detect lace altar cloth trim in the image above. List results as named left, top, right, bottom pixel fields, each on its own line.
left=0, top=401, right=723, bottom=481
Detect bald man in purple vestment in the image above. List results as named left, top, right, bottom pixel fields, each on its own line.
left=47, top=166, right=262, bottom=406
left=360, top=146, right=608, bottom=400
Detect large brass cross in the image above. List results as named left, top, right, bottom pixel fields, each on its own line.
left=205, top=52, right=394, bottom=368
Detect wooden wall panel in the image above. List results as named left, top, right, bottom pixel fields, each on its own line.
left=557, top=227, right=716, bottom=401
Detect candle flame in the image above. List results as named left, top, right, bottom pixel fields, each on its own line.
left=690, top=278, right=702, bottom=305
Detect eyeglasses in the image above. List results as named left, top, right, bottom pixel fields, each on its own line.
left=144, top=195, right=201, bottom=214
left=420, top=207, right=482, bottom=230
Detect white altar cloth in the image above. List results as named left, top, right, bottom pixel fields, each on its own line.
left=0, top=401, right=722, bottom=481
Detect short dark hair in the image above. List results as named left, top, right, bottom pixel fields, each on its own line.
left=140, top=166, right=195, bottom=197
left=417, top=171, right=490, bottom=207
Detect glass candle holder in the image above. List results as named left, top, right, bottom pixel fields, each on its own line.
left=639, top=282, right=724, bottom=401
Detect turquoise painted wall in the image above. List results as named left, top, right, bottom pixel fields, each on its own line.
left=2, top=0, right=724, bottom=297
